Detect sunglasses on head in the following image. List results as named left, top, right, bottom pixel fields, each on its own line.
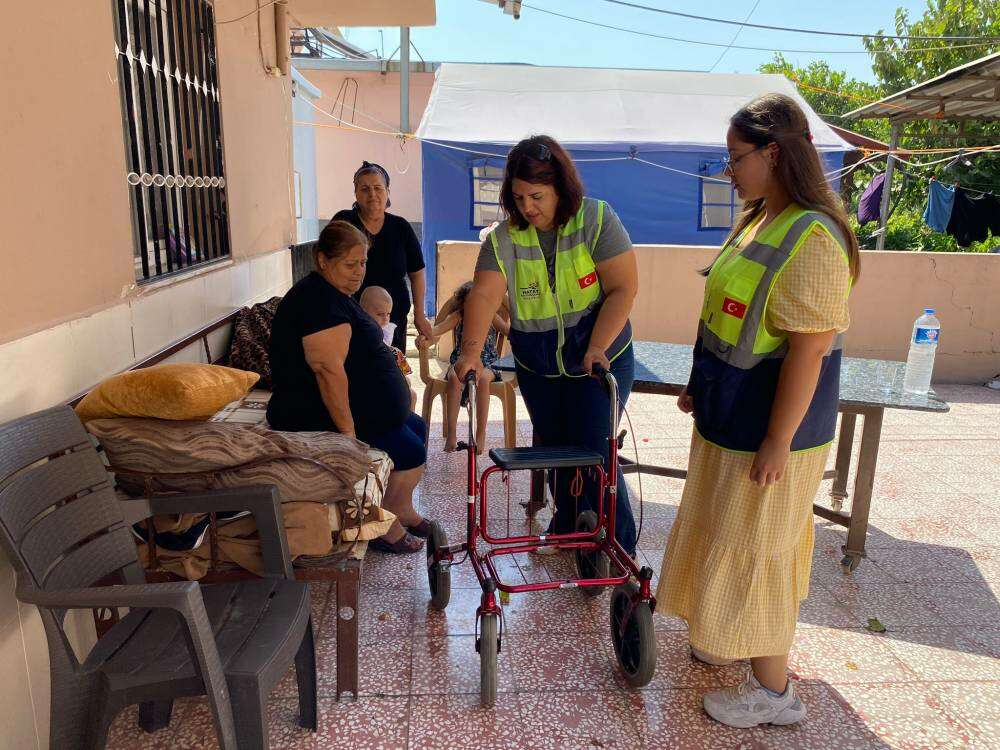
left=514, top=143, right=551, bottom=162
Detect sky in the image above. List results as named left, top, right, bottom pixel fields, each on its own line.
left=339, top=0, right=941, bottom=84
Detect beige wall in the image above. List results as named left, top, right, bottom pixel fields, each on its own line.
left=437, top=241, right=1000, bottom=384
left=0, top=0, right=294, bottom=347
left=299, top=69, right=435, bottom=222
left=0, top=2, right=301, bottom=746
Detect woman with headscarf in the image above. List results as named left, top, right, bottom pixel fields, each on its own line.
left=333, top=162, right=433, bottom=350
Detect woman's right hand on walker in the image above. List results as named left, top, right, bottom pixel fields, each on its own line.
left=454, top=352, right=484, bottom=382
left=677, top=386, right=695, bottom=415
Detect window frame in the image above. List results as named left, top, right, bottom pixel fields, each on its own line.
left=698, top=159, right=740, bottom=232
left=112, top=0, right=232, bottom=284
left=469, top=158, right=505, bottom=230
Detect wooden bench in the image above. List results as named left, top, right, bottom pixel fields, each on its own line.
left=68, top=309, right=363, bottom=700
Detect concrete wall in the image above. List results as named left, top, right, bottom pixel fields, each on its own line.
left=0, top=0, right=295, bottom=347
left=0, top=1, right=298, bottom=746
left=297, top=69, right=435, bottom=223
left=436, top=241, right=1000, bottom=384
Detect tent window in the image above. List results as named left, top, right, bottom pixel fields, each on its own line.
left=699, top=161, right=741, bottom=230
left=471, top=162, right=504, bottom=228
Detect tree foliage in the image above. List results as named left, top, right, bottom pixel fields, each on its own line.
left=760, top=0, right=1000, bottom=251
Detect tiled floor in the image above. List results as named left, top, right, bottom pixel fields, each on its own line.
left=106, top=375, right=1000, bottom=749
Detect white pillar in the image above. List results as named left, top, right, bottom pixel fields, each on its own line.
left=400, top=27, right=410, bottom=134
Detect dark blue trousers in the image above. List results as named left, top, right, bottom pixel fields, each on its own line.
left=515, top=345, right=637, bottom=555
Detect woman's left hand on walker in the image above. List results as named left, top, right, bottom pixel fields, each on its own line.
left=414, top=313, right=433, bottom=340
left=749, top=435, right=791, bottom=487
left=583, top=346, right=611, bottom=375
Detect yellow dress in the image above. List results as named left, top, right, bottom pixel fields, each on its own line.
left=656, top=225, right=852, bottom=660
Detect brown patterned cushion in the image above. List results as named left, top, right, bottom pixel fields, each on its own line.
left=87, top=417, right=374, bottom=503
left=228, top=297, right=282, bottom=389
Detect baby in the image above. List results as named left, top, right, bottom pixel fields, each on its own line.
left=359, top=286, right=417, bottom=411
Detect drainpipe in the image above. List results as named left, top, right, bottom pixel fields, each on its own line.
left=400, top=27, right=410, bottom=134
left=274, top=0, right=290, bottom=77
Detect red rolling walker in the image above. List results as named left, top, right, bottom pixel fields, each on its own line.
left=425, top=367, right=657, bottom=706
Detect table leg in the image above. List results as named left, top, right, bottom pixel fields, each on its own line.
left=335, top=569, right=360, bottom=700
left=840, top=408, right=883, bottom=573
left=830, top=413, right=857, bottom=512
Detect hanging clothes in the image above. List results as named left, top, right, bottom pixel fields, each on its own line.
left=946, top=187, right=1000, bottom=247
left=922, top=180, right=956, bottom=232
left=857, top=172, right=885, bottom=225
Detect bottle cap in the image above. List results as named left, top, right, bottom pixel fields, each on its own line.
left=924, top=308, right=935, bottom=314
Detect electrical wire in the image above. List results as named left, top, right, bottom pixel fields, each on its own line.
left=522, top=4, right=997, bottom=55
left=217, top=0, right=279, bottom=24
left=707, top=0, right=763, bottom=73
left=595, top=0, right=1000, bottom=42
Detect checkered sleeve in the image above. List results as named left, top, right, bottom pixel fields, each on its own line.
left=766, top=225, right=851, bottom=335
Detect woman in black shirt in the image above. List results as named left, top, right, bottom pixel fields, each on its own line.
left=268, top=220, right=429, bottom=554
left=333, top=161, right=433, bottom=351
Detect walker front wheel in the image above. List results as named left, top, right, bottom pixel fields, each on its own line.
left=609, top=582, right=656, bottom=687
left=478, top=612, right=499, bottom=707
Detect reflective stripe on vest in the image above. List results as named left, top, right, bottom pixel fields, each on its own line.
left=489, top=197, right=632, bottom=376
left=691, top=205, right=851, bottom=453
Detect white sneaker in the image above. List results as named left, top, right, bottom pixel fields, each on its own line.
left=703, top=669, right=807, bottom=728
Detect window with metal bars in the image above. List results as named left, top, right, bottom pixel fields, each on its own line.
left=113, top=0, right=230, bottom=282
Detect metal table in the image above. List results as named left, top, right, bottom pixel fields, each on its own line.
left=497, top=341, right=950, bottom=573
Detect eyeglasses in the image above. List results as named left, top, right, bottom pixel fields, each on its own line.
left=721, top=145, right=767, bottom=172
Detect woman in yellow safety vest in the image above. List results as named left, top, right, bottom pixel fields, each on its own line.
left=657, top=93, right=860, bottom=728
left=453, top=135, right=640, bottom=555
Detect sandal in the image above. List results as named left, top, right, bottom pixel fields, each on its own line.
left=406, top=518, right=433, bottom=538
left=370, top=532, right=424, bottom=555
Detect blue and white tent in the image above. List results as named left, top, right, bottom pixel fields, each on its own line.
left=414, top=63, right=854, bottom=311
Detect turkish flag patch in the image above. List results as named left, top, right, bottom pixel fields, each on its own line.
left=722, top=297, right=747, bottom=319
left=578, top=271, right=598, bottom=289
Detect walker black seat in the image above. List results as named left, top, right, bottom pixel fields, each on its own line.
left=488, top=447, right=604, bottom=471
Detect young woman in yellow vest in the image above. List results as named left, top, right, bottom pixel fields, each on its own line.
left=453, top=135, right=640, bottom=555
left=657, top=94, right=860, bottom=728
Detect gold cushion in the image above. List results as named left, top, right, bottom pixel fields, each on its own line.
left=75, top=363, right=259, bottom=423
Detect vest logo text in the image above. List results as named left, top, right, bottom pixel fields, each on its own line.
left=520, top=281, right=541, bottom=300
left=578, top=271, right=597, bottom=289
left=722, top=297, right=747, bottom=319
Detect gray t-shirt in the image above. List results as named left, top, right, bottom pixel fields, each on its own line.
left=476, top=201, right=632, bottom=285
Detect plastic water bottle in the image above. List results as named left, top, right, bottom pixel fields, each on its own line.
left=902, top=309, right=941, bottom=395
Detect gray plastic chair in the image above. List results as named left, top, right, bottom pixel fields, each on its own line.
left=0, top=405, right=317, bottom=750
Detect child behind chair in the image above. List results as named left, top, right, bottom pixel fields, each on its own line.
left=420, top=281, right=509, bottom=454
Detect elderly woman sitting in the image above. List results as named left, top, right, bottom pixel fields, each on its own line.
left=267, top=220, right=429, bottom=554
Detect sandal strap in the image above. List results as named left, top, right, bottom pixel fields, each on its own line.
left=371, top=532, right=424, bottom=554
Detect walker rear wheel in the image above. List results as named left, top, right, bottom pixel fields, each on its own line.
left=609, top=582, right=656, bottom=687
left=427, top=522, right=451, bottom=610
